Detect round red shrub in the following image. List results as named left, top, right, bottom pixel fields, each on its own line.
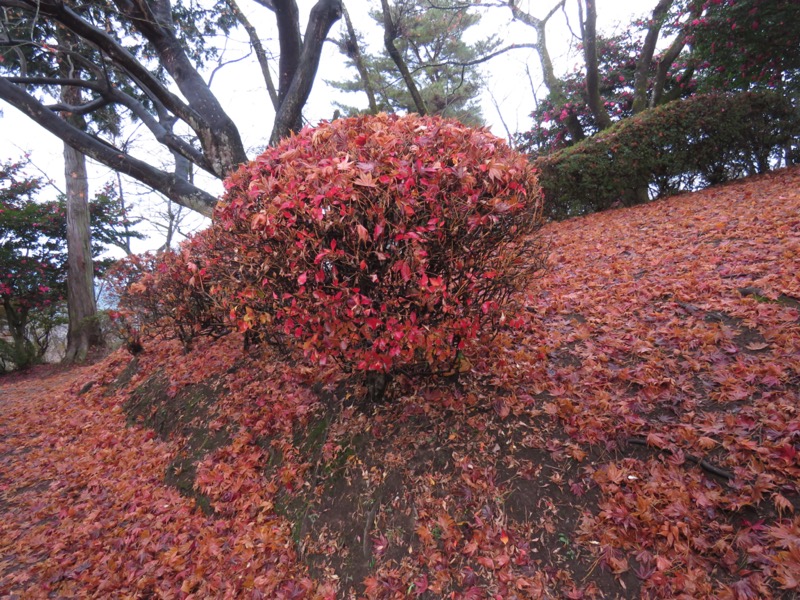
left=209, top=113, right=544, bottom=375
left=107, top=237, right=221, bottom=353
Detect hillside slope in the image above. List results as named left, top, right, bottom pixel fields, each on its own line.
left=1, top=168, right=799, bottom=599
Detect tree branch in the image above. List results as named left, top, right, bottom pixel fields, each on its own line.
left=0, top=77, right=218, bottom=216
left=508, top=0, right=584, bottom=141
left=9, top=0, right=198, bottom=127
left=408, top=42, right=537, bottom=72
left=7, top=72, right=214, bottom=173
left=5, top=75, right=105, bottom=92
left=270, top=0, right=342, bottom=144
left=105, top=88, right=214, bottom=172
left=380, top=0, right=427, bottom=115
left=226, top=0, right=279, bottom=109
left=207, top=49, right=254, bottom=89
left=108, top=0, right=248, bottom=176
left=485, top=81, right=515, bottom=147
left=341, top=2, right=378, bottom=114
left=632, top=0, right=674, bottom=114
left=250, top=0, right=276, bottom=12
left=652, top=29, right=695, bottom=107
left=507, top=0, right=565, bottom=29
left=47, top=95, right=110, bottom=115
left=424, top=0, right=504, bottom=9
left=660, top=60, right=695, bottom=105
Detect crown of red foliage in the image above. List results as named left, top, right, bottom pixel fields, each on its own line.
left=207, top=113, right=544, bottom=374
left=121, top=113, right=545, bottom=376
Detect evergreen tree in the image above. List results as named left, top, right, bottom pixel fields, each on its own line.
left=515, top=0, right=800, bottom=156
left=330, top=0, right=498, bottom=126
left=691, top=0, right=800, bottom=96
left=0, top=157, right=139, bottom=370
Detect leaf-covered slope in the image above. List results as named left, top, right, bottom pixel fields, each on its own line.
left=1, top=167, right=798, bottom=599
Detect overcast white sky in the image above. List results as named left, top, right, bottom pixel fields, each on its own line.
left=0, top=0, right=646, bottom=251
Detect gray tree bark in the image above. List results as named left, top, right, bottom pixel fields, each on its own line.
left=580, top=0, right=612, bottom=131
left=270, top=0, right=343, bottom=143
left=508, top=0, right=584, bottom=141
left=380, top=0, right=428, bottom=116
left=61, top=83, right=102, bottom=364
left=631, top=0, right=674, bottom=114
left=0, top=0, right=342, bottom=214
left=343, top=4, right=378, bottom=114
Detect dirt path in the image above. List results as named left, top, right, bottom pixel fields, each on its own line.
left=0, top=359, right=194, bottom=598
left=0, top=364, right=99, bottom=594
left=0, top=353, right=304, bottom=598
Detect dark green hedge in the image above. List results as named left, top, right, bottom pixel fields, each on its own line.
left=534, top=91, right=800, bottom=220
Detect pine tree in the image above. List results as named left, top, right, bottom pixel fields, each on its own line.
left=330, top=0, right=498, bottom=126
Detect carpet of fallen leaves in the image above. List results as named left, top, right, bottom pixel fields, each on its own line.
left=1, top=167, right=798, bottom=599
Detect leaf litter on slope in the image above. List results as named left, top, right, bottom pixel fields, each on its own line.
left=1, top=167, right=799, bottom=599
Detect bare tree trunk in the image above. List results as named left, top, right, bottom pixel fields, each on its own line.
left=269, top=0, right=343, bottom=143
left=632, top=0, right=674, bottom=114
left=508, top=0, right=584, bottom=142
left=61, top=83, right=102, bottom=364
left=342, top=4, right=378, bottom=114
left=62, top=143, right=102, bottom=363
left=380, top=0, right=427, bottom=115
left=581, top=0, right=612, bottom=131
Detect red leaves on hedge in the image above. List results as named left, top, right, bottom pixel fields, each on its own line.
left=209, top=113, right=545, bottom=375
left=106, top=243, right=222, bottom=354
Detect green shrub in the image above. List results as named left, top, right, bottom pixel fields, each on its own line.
left=534, top=91, right=800, bottom=219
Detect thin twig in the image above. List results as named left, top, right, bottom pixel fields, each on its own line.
left=626, top=437, right=734, bottom=482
